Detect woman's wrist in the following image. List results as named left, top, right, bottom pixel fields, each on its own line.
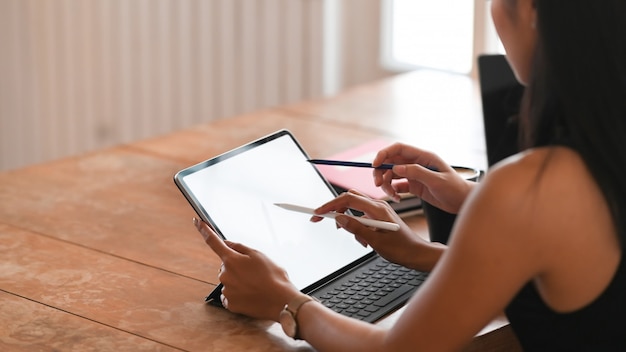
left=277, top=293, right=320, bottom=339
left=409, top=241, right=447, bottom=272
left=274, top=287, right=304, bottom=320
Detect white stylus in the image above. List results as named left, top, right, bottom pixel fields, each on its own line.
left=274, top=203, right=400, bottom=232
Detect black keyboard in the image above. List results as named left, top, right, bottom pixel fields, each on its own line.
left=310, top=257, right=428, bottom=323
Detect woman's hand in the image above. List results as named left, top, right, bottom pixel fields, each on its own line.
left=372, top=143, right=473, bottom=214
left=193, top=218, right=301, bottom=321
left=313, top=190, right=442, bottom=271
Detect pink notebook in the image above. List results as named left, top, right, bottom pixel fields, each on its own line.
left=314, top=139, right=397, bottom=200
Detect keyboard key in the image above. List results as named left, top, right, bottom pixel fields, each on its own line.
left=356, top=310, right=372, bottom=317
left=364, top=305, right=380, bottom=313
left=408, top=278, right=425, bottom=286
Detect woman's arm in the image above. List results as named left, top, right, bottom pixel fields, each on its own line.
left=291, top=160, right=544, bottom=351
left=198, top=151, right=569, bottom=351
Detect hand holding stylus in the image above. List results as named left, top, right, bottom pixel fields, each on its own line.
left=274, top=203, right=400, bottom=231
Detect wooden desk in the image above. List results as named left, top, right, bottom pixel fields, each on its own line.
left=0, top=71, right=520, bottom=351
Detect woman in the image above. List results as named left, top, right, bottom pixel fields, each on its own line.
left=195, top=0, right=626, bottom=350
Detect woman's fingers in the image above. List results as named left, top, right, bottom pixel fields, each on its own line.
left=312, top=190, right=406, bottom=247
left=392, top=163, right=442, bottom=181
left=194, top=218, right=231, bottom=257
left=193, top=217, right=255, bottom=258
left=315, top=190, right=381, bottom=216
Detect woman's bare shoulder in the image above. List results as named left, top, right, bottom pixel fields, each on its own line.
left=479, top=147, right=592, bottom=200
left=466, top=146, right=607, bottom=245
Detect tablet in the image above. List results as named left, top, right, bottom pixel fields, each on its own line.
left=174, top=129, right=372, bottom=291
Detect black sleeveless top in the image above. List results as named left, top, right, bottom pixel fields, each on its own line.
left=505, top=253, right=626, bottom=351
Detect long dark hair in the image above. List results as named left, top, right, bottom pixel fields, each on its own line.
left=520, top=0, right=626, bottom=244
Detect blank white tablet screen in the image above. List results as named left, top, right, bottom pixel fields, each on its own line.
left=179, top=132, right=372, bottom=290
